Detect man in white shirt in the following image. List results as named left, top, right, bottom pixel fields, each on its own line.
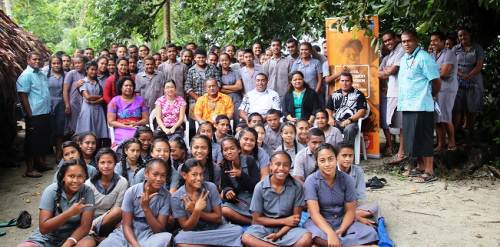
left=238, top=73, right=281, bottom=122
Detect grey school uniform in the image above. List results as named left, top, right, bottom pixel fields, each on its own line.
left=452, top=43, right=485, bottom=113
left=274, top=144, right=298, bottom=163
left=255, top=147, right=270, bottom=169
left=171, top=182, right=243, bottom=246
left=76, top=78, right=108, bottom=138
left=47, top=72, right=66, bottom=137
left=433, top=48, right=458, bottom=123
left=324, top=126, right=343, bottom=148
left=245, top=175, right=309, bottom=246
left=26, top=183, right=95, bottom=247
left=290, top=58, right=322, bottom=90
left=98, top=182, right=172, bottom=247
left=64, top=70, right=85, bottom=133
left=221, top=68, right=243, bottom=109
left=264, top=125, right=282, bottom=151
left=303, top=170, right=378, bottom=246
left=292, top=147, right=316, bottom=178
left=343, top=165, right=380, bottom=219
left=130, top=163, right=180, bottom=191
left=85, top=173, right=128, bottom=234
left=114, top=161, right=145, bottom=186
left=221, top=155, right=260, bottom=217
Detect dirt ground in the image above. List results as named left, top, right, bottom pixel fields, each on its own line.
left=1, top=134, right=499, bottom=247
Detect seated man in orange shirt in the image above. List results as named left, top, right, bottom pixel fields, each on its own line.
left=193, top=78, right=234, bottom=123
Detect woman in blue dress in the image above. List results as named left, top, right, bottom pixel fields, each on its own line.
left=220, top=137, right=260, bottom=225
left=98, top=158, right=174, bottom=247
left=303, top=143, right=378, bottom=246
left=171, top=158, right=243, bottom=246
left=242, top=151, right=312, bottom=247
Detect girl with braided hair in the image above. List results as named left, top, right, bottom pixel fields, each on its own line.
left=114, top=138, right=146, bottom=186
left=77, top=148, right=128, bottom=246
left=18, top=159, right=95, bottom=247
left=52, top=140, right=97, bottom=183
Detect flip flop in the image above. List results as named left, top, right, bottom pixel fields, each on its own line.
left=447, top=146, right=457, bottom=151
left=23, top=171, right=42, bottom=178
left=403, top=168, right=424, bottom=177
left=0, top=219, right=16, bottom=228
left=414, top=173, right=438, bottom=183
left=366, top=176, right=387, bottom=189
left=385, top=155, right=407, bottom=165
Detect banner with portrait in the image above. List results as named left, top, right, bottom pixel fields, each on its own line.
left=325, top=16, right=381, bottom=158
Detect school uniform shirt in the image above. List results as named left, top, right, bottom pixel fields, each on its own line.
left=385, top=43, right=405, bottom=98
left=264, top=124, right=282, bottom=150
left=178, top=161, right=221, bottom=187
left=114, top=161, right=145, bottom=186
left=53, top=160, right=98, bottom=183
left=326, top=87, right=368, bottom=122
left=85, top=173, right=128, bottom=216
left=134, top=70, right=167, bottom=111
left=158, top=61, right=187, bottom=97
left=274, top=144, right=298, bottom=163
left=240, top=64, right=263, bottom=95
left=26, top=183, right=95, bottom=246
left=263, top=55, right=292, bottom=97
left=238, top=88, right=281, bottom=116
left=16, top=65, right=51, bottom=116
left=292, top=147, right=316, bottom=178
left=323, top=125, right=343, bottom=148
left=291, top=58, right=323, bottom=90
left=342, top=164, right=367, bottom=201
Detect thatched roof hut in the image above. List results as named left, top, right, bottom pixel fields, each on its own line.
left=0, top=9, right=50, bottom=161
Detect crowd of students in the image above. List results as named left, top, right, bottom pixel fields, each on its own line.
left=14, top=25, right=483, bottom=246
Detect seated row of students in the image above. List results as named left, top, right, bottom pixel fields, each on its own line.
left=19, top=126, right=379, bottom=247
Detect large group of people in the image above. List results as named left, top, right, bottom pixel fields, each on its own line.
left=14, top=25, right=483, bottom=246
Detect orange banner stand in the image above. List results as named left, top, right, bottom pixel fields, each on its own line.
left=325, top=17, right=381, bottom=158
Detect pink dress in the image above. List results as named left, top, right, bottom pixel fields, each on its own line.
left=155, top=96, right=186, bottom=128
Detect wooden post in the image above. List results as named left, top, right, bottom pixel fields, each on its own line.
left=163, top=0, right=171, bottom=43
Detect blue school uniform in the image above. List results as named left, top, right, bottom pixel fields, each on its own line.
left=171, top=181, right=242, bottom=246
left=303, top=170, right=378, bottom=246
left=245, top=175, right=310, bottom=246
left=26, top=183, right=95, bottom=247
left=178, top=161, right=221, bottom=187
left=114, top=161, right=145, bottom=186
left=221, top=155, right=260, bottom=217
left=98, top=182, right=172, bottom=247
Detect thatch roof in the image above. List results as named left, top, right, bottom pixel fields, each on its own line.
left=0, top=9, right=51, bottom=152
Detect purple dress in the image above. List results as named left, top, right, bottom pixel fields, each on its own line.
left=108, top=96, right=148, bottom=145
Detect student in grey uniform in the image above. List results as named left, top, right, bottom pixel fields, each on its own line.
left=78, top=148, right=128, bottom=246
left=46, top=55, right=66, bottom=160
left=264, top=109, right=283, bottom=151
left=78, top=132, right=98, bottom=168
left=295, top=119, right=310, bottom=151
left=430, top=31, right=458, bottom=152
left=242, top=151, right=312, bottom=247
left=254, top=124, right=274, bottom=157
left=75, top=61, right=108, bottom=139
left=98, top=159, right=174, bottom=247
left=274, top=122, right=300, bottom=163
left=197, top=122, right=224, bottom=164
left=19, top=159, right=95, bottom=247
left=180, top=135, right=221, bottom=187
left=114, top=138, right=146, bottom=186
left=304, top=143, right=378, bottom=246
left=53, top=140, right=98, bottom=183
left=452, top=27, right=485, bottom=132
left=146, top=137, right=181, bottom=193
left=171, top=159, right=243, bottom=246
left=314, top=109, right=342, bottom=148
left=220, top=137, right=260, bottom=225
left=336, top=142, right=380, bottom=225
left=63, top=55, right=88, bottom=134
left=169, top=137, right=188, bottom=171
left=239, top=127, right=271, bottom=178
left=292, top=128, right=325, bottom=182
left=134, top=127, right=154, bottom=164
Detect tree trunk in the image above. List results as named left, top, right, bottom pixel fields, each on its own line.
left=163, top=0, right=170, bottom=43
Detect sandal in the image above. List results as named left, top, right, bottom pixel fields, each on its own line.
left=23, top=171, right=42, bottom=178
left=447, top=146, right=457, bottom=151
left=385, top=154, right=407, bottom=165
left=402, top=168, right=424, bottom=177
left=414, top=173, right=438, bottom=183
left=366, top=176, right=387, bottom=189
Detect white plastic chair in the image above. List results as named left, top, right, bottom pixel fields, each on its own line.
left=149, top=108, right=157, bottom=131
left=108, top=125, right=115, bottom=144
left=354, top=104, right=370, bottom=165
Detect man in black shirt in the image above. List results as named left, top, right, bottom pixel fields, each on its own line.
left=326, top=72, right=367, bottom=145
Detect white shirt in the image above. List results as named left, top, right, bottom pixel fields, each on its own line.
left=239, top=88, right=281, bottom=116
